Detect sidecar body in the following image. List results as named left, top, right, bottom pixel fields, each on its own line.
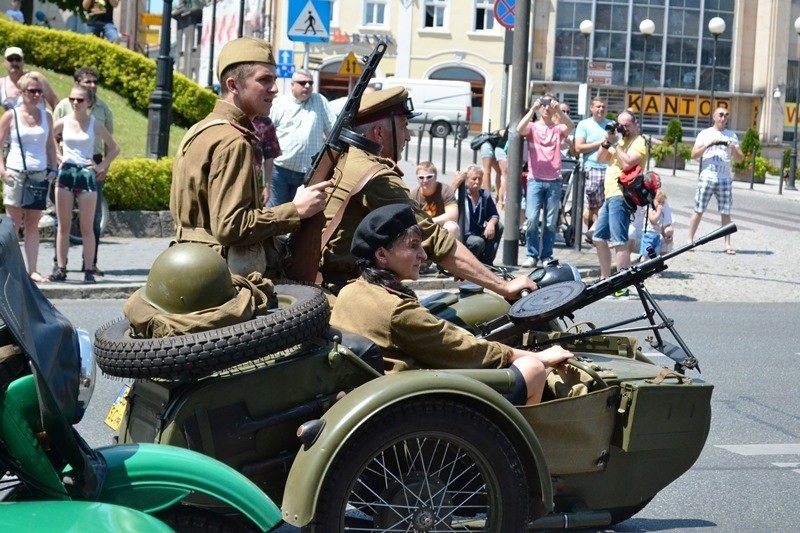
left=111, top=278, right=712, bottom=530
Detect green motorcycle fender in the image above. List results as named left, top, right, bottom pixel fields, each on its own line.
left=95, top=443, right=282, bottom=530
left=0, top=501, right=174, bottom=532
left=281, top=370, right=553, bottom=527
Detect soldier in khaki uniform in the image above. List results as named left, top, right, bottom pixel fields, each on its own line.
left=171, top=37, right=328, bottom=278
left=320, top=87, right=536, bottom=298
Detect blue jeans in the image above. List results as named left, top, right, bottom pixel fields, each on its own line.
left=88, top=22, right=120, bottom=42
left=267, top=165, right=305, bottom=207
left=525, top=179, right=561, bottom=259
left=592, top=195, right=633, bottom=247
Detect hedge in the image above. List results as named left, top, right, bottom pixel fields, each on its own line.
left=0, top=16, right=216, bottom=126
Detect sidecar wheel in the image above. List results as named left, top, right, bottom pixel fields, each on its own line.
left=95, top=283, right=329, bottom=379
left=158, top=505, right=258, bottom=532
left=307, top=398, right=529, bottom=531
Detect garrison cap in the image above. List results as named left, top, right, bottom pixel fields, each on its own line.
left=217, top=37, right=276, bottom=80
left=355, top=86, right=421, bottom=125
left=4, top=47, right=23, bottom=59
left=351, top=204, right=418, bottom=260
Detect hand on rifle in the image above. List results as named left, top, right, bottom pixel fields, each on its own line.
left=293, top=180, right=331, bottom=219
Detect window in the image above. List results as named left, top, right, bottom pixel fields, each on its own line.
left=364, top=1, right=387, bottom=26
left=474, top=0, right=495, bottom=31
left=423, top=0, right=448, bottom=29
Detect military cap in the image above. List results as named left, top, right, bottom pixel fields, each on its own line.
left=351, top=204, right=418, bottom=260
left=217, top=37, right=276, bottom=80
left=355, top=87, right=421, bottom=125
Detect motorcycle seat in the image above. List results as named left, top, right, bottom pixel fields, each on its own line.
left=324, top=327, right=384, bottom=375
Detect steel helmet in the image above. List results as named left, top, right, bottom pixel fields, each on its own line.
left=141, top=243, right=236, bottom=314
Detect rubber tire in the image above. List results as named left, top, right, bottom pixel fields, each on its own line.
left=95, top=283, right=329, bottom=380
left=430, top=120, right=452, bottom=138
left=157, top=505, right=259, bottom=533
left=69, top=195, right=109, bottom=245
left=306, top=398, right=530, bottom=532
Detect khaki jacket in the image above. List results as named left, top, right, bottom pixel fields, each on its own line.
left=330, top=278, right=512, bottom=373
left=171, top=100, right=300, bottom=276
left=320, top=148, right=456, bottom=284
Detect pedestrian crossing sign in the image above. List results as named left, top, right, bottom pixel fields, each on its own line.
left=287, top=0, right=331, bottom=43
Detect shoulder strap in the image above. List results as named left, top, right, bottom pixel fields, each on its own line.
left=319, top=162, right=386, bottom=252
left=177, top=119, right=230, bottom=155
left=11, top=109, right=26, bottom=171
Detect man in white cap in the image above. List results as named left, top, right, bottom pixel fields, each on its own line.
left=1, top=47, right=58, bottom=110
left=170, top=37, right=329, bottom=279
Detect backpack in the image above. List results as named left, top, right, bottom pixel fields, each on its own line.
left=470, top=132, right=502, bottom=151
left=618, top=164, right=661, bottom=209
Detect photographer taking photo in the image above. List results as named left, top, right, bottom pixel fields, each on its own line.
left=592, top=110, right=648, bottom=295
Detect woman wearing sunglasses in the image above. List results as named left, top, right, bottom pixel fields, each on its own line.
left=50, top=84, right=119, bottom=283
left=0, top=72, right=58, bottom=283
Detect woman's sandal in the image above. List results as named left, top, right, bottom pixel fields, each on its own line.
left=30, top=272, right=50, bottom=284
left=725, top=247, right=736, bottom=256
left=48, top=267, right=67, bottom=282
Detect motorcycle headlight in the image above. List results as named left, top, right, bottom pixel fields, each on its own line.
left=76, top=328, right=96, bottom=422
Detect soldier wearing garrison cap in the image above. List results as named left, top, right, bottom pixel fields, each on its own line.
left=319, top=88, right=537, bottom=299
left=170, top=37, right=329, bottom=279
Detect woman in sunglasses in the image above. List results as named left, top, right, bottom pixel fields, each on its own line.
left=0, top=72, right=58, bottom=283
left=49, top=84, right=119, bottom=284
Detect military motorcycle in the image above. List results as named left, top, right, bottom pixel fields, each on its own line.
left=97, top=223, right=735, bottom=530
left=0, top=217, right=281, bottom=531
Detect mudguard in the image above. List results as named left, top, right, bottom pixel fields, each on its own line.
left=95, top=443, right=282, bottom=531
left=0, top=501, right=174, bottom=532
left=281, top=369, right=553, bottom=526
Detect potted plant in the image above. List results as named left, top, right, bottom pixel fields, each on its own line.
left=652, top=119, right=690, bottom=169
left=732, top=128, right=763, bottom=183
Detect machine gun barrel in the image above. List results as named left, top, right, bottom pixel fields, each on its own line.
left=580, top=223, right=737, bottom=307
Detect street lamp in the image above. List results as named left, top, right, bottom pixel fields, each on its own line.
left=708, top=17, right=726, bottom=120
left=580, top=19, right=594, bottom=84
left=638, top=19, right=655, bottom=127
left=146, top=0, right=174, bottom=159
left=787, top=16, right=800, bottom=191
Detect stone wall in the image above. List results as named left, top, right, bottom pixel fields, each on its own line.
left=106, top=211, right=175, bottom=238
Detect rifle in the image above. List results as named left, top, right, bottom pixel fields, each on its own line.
left=287, top=42, right=387, bottom=283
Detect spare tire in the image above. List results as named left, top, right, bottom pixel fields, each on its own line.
left=95, top=284, right=329, bottom=380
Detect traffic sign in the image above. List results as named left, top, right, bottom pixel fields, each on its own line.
left=493, top=0, right=515, bottom=30
left=587, top=61, right=613, bottom=85
left=337, top=51, right=362, bottom=77
left=277, top=49, right=294, bottom=66
left=276, top=64, right=295, bottom=78
left=287, top=0, right=331, bottom=43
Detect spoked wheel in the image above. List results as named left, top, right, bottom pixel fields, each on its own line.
left=308, top=398, right=530, bottom=532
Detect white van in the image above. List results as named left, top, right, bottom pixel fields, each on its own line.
left=370, top=78, right=472, bottom=137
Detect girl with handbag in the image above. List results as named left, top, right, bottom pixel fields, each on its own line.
left=50, top=84, right=119, bottom=283
left=0, top=72, right=58, bottom=284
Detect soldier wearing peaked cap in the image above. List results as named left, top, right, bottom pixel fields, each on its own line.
left=319, top=87, right=538, bottom=299
left=170, top=37, right=330, bottom=279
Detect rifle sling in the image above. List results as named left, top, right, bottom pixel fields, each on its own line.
left=319, top=162, right=386, bottom=252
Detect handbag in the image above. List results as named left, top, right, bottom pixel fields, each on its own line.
left=12, top=109, right=49, bottom=210
left=470, top=132, right=501, bottom=151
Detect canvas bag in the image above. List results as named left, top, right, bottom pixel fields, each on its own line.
left=12, top=109, right=49, bottom=210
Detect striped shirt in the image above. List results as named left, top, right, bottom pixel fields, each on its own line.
left=269, top=93, right=334, bottom=174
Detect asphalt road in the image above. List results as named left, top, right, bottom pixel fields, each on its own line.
left=59, top=295, right=799, bottom=532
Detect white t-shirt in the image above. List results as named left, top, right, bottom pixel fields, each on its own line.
left=694, top=127, right=739, bottom=181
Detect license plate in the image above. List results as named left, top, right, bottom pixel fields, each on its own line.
left=104, top=384, right=131, bottom=432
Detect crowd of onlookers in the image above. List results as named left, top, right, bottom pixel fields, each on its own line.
left=1, top=45, right=118, bottom=284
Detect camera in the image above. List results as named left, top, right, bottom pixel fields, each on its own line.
left=605, top=120, right=627, bottom=137
left=540, top=97, right=551, bottom=107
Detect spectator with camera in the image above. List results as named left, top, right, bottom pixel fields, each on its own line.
left=688, top=107, right=742, bottom=255
left=592, top=110, right=648, bottom=294
left=517, top=94, right=573, bottom=268
left=575, top=97, right=611, bottom=244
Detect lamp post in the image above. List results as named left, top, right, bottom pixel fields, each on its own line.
left=146, top=0, right=173, bottom=159
left=638, top=19, right=655, bottom=127
left=708, top=17, right=726, bottom=121
left=787, top=17, right=800, bottom=191
left=580, top=19, right=594, bottom=84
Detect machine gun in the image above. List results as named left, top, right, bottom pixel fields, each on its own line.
left=508, top=223, right=738, bottom=372
left=287, top=42, right=387, bottom=283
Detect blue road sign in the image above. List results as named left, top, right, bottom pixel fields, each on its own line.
left=277, top=49, right=294, bottom=66
left=277, top=64, right=295, bottom=79
left=287, top=0, right=331, bottom=43
left=494, top=0, right=515, bottom=30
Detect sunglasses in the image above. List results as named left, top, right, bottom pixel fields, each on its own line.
left=69, top=97, right=85, bottom=103
left=417, top=174, right=436, bottom=181
left=6, top=56, right=22, bottom=63
left=294, top=80, right=313, bottom=87
left=717, top=112, right=729, bottom=117
left=26, top=88, right=43, bottom=95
